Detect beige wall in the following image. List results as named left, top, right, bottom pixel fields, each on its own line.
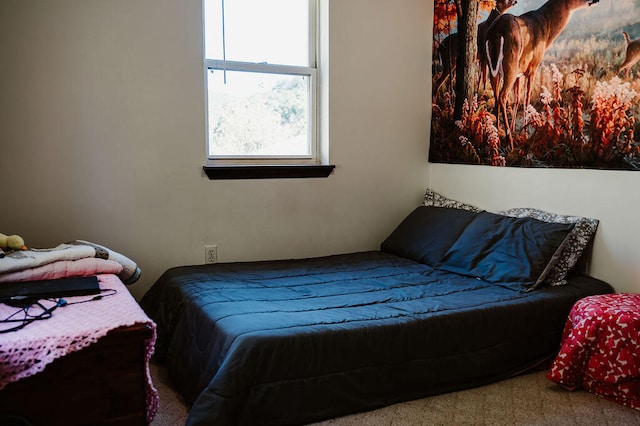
left=2, top=0, right=636, bottom=298
left=0, top=0, right=431, bottom=299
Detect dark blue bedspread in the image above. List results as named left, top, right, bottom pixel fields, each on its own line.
left=141, top=251, right=612, bottom=425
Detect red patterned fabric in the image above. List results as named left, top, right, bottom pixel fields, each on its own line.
left=547, top=293, right=640, bottom=410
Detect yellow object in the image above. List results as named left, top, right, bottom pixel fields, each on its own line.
left=0, top=233, right=27, bottom=251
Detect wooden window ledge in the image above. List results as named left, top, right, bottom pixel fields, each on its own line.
left=203, top=164, right=335, bottom=180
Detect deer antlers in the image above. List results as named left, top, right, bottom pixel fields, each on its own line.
left=485, top=0, right=600, bottom=148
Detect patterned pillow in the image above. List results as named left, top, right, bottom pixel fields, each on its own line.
left=498, top=208, right=599, bottom=286
left=423, top=189, right=482, bottom=212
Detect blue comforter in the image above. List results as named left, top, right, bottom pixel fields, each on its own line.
left=141, top=251, right=612, bottom=425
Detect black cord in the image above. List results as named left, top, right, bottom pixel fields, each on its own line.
left=0, top=300, right=61, bottom=333
left=60, top=288, right=117, bottom=306
left=0, top=288, right=118, bottom=333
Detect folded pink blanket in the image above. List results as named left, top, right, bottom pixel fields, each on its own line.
left=0, top=258, right=123, bottom=283
left=69, top=240, right=141, bottom=284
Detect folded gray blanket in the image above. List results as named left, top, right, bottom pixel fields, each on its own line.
left=0, top=240, right=141, bottom=285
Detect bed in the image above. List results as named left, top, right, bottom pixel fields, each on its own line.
left=141, top=190, right=613, bottom=425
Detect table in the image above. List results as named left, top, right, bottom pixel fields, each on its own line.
left=0, top=274, right=157, bottom=424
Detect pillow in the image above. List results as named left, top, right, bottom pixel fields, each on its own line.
left=498, top=208, right=599, bottom=286
left=381, top=206, right=479, bottom=266
left=438, top=211, right=575, bottom=290
left=423, top=189, right=482, bottom=212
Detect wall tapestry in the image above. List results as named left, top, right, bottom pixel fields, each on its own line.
left=430, top=0, right=640, bottom=170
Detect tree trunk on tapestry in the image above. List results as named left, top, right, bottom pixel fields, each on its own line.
left=454, top=0, right=479, bottom=119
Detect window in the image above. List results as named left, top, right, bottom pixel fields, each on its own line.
left=203, top=0, right=331, bottom=178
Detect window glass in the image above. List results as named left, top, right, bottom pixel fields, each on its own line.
left=204, top=0, right=309, bottom=66
left=207, top=70, right=310, bottom=156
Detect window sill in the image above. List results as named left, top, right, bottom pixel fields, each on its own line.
left=203, top=164, right=336, bottom=180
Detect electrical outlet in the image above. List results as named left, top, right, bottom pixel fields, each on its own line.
left=205, top=245, right=218, bottom=264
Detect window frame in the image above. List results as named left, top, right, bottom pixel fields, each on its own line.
left=203, top=0, right=326, bottom=172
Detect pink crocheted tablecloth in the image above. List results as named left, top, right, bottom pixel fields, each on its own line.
left=547, top=293, right=640, bottom=410
left=0, top=274, right=158, bottom=422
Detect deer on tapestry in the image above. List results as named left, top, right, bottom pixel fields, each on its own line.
left=478, top=0, right=519, bottom=91
left=485, top=0, right=600, bottom=148
left=435, top=0, right=518, bottom=93
left=619, top=31, right=640, bottom=78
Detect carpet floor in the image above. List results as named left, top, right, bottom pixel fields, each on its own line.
left=149, top=362, right=640, bottom=425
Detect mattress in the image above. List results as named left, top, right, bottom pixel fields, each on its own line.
left=141, top=251, right=612, bottom=425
